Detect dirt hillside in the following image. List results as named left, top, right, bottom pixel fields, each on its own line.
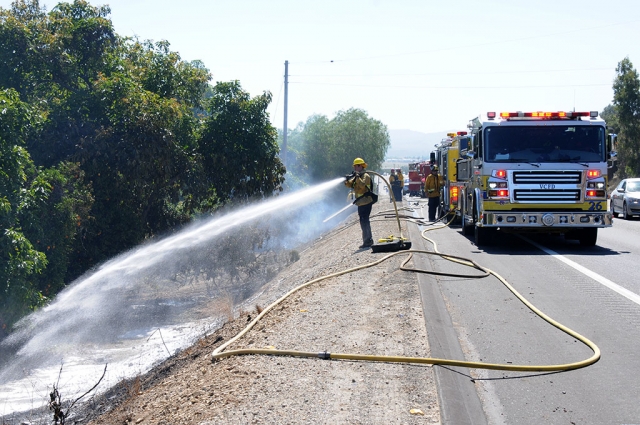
left=75, top=199, right=441, bottom=424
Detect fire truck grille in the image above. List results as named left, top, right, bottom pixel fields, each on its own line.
left=513, top=189, right=581, bottom=202
left=512, top=171, right=582, bottom=184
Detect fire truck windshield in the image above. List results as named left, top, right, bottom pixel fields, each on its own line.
left=484, top=125, right=606, bottom=163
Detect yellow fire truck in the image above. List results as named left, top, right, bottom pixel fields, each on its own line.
left=435, top=131, right=471, bottom=222
left=457, top=111, right=612, bottom=246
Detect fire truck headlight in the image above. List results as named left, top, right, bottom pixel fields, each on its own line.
left=587, top=182, right=606, bottom=189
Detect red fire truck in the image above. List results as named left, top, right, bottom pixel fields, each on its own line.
left=407, top=161, right=432, bottom=197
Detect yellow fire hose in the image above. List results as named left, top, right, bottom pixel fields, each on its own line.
left=211, top=189, right=600, bottom=373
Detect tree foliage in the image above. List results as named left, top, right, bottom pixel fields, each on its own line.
left=0, top=88, right=48, bottom=334
left=297, top=108, right=390, bottom=182
left=612, top=57, right=640, bottom=177
left=198, top=81, right=285, bottom=204
left=0, top=0, right=286, bottom=334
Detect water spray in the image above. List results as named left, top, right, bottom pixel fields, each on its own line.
left=0, top=177, right=348, bottom=415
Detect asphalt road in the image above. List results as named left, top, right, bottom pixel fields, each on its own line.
left=408, top=200, right=640, bottom=425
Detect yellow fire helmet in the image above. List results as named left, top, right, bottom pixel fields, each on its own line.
left=353, top=157, right=367, bottom=167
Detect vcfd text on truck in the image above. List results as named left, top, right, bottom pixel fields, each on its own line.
left=457, top=111, right=612, bottom=247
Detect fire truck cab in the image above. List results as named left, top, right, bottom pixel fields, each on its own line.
left=457, top=111, right=612, bottom=246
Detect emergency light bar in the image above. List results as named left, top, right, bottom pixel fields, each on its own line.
left=457, top=131, right=468, bottom=136
left=490, top=111, right=599, bottom=120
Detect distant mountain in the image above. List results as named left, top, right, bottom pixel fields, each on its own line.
left=386, top=129, right=453, bottom=159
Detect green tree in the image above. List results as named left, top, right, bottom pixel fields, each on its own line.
left=197, top=81, right=286, bottom=204
left=21, top=162, right=94, bottom=292
left=601, top=104, right=619, bottom=135
left=0, top=89, right=47, bottom=335
left=277, top=123, right=308, bottom=190
left=301, top=108, right=390, bottom=181
left=1, top=0, right=289, bottom=332
left=612, top=57, right=640, bottom=177
left=0, top=0, right=49, bottom=98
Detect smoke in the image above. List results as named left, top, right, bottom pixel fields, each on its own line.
left=0, top=178, right=349, bottom=412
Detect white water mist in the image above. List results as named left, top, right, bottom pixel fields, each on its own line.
left=0, top=177, right=347, bottom=416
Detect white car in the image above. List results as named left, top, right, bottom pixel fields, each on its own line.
left=610, top=178, right=640, bottom=219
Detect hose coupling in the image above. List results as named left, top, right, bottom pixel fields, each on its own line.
left=318, top=351, right=331, bottom=360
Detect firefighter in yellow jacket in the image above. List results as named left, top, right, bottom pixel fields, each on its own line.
left=345, top=157, right=375, bottom=248
left=424, top=165, right=444, bottom=221
left=396, top=169, right=404, bottom=200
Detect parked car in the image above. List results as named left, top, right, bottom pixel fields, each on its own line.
left=610, top=178, right=640, bottom=219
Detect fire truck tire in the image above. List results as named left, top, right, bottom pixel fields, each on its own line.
left=474, top=225, right=494, bottom=246
left=578, top=228, right=598, bottom=246
left=461, top=199, right=473, bottom=235
left=462, top=219, right=473, bottom=236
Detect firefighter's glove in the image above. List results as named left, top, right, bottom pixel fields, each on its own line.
left=345, top=171, right=356, bottom=181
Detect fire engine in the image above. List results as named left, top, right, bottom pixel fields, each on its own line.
left=434, top=131, right=470, bottom=222
left=407, top=161, right=432, bottom=197
left=457, top=111, right=612, bottom=246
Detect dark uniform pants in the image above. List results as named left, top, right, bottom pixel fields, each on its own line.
left=428, top=196, right=440, bottom=221
left=358, top=203, right=373, bottom=244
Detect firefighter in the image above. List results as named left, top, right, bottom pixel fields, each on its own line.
left=390, top=169, right=402, bottom=202
left=345, top=158, right=375, bottom=249
left=396, top=169, right=404, bottom=200
left=424, top=165, right=444, bottom=221
left=389, top=169, right=397, bottom=202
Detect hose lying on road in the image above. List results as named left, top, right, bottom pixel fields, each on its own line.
left=211, top=196, right=601, bottom=373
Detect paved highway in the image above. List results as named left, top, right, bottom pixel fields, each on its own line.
left=409, top=202, right=640, bottom=425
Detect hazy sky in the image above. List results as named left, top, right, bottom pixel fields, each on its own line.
left=3, top=0, right=640, bottom=133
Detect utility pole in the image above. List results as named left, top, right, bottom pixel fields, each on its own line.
left=282, top=60, right=288, bottom=168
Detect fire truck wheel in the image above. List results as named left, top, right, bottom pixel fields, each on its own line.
left=462, top=220, right=473, bottom=236
left=474, top=226, right=494, bottom=246
left=578, top=228, right=598, bottom=246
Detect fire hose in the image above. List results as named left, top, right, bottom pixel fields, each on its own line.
left=211, top=178, right=600, bottom=373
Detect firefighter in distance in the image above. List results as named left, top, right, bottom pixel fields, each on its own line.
left=424, top=165, right=444, bottom=221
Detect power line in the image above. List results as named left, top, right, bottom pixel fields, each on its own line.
left=290, top=67, right=614, bottom=78
left=288, top=81, right=612, bottom=90
left=327, top=20, right=639, bottom=64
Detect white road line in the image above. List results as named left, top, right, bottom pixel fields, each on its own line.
left=522, top=236, right=640, bottom=306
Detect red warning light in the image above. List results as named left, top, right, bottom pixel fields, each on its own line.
left=494, top=169, right=507, bottom=179
left=587, top=170, right=601, bottom=179
left=450, top=186, right=459, bottom=203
